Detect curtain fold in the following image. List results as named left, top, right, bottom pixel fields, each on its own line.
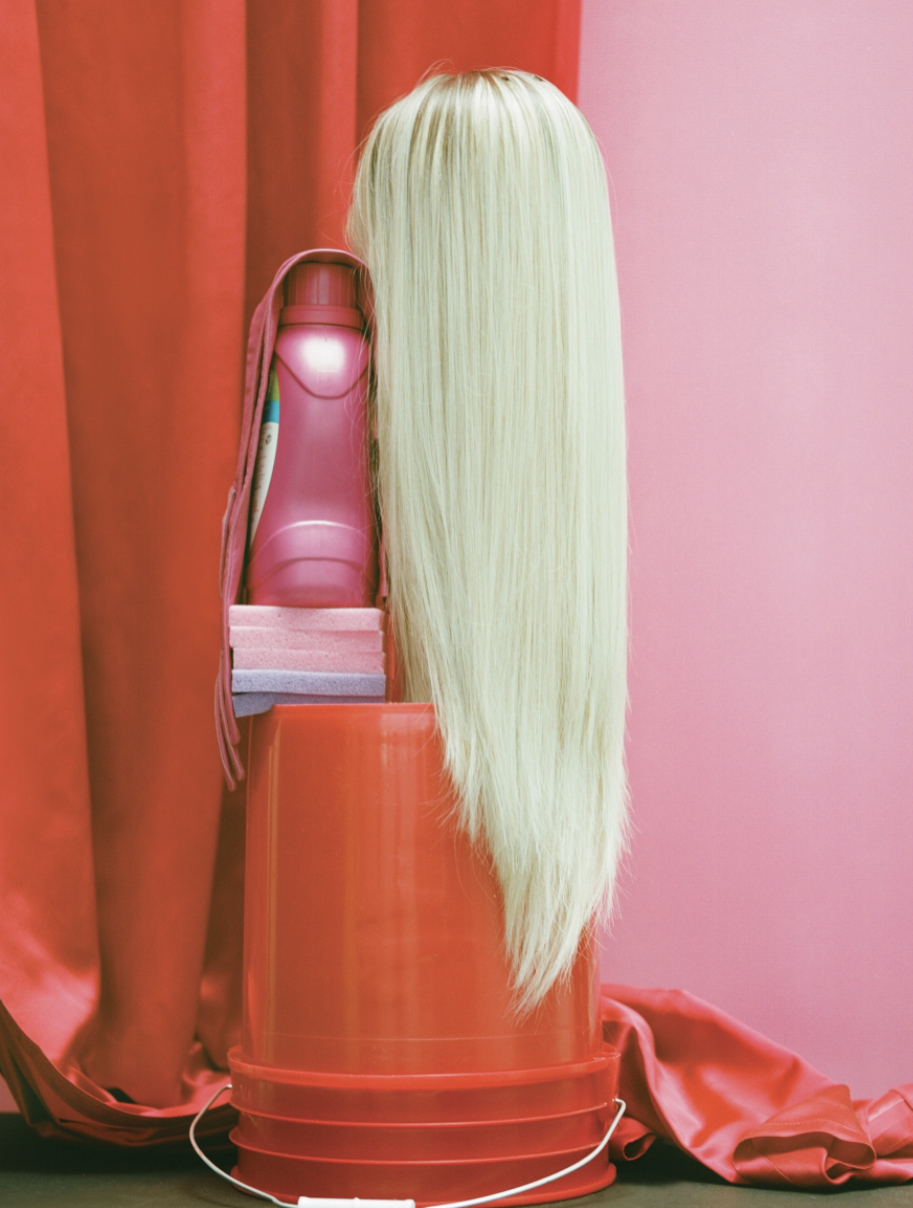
left=245, top=0, right=359, bottom=321
left=31, top=0, right=248, bottom=1112
left=0, top=0, right=582, bottom=1138
left=0, top=0, right=98, bottom=1076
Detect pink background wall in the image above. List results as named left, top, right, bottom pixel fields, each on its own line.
left=579, top=0, right=913, bottom=1098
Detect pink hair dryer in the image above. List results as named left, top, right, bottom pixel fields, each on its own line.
left=245, top=257, right=378, bottom=607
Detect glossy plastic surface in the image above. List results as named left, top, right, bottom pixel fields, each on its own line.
left=230, top=704, right=616, bottom=1204
left=246, top=262, right=378, bottom=607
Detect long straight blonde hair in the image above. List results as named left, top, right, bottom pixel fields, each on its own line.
left=348, top=70, right=628, bottom=1007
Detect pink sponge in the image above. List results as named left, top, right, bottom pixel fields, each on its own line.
left=229, top=605, right=384, bottom=632
left=232, top=646, right=385, bottom=673
left=230, top=627, right=383, bottom=657
left=229, top=605, right=389, bottom=716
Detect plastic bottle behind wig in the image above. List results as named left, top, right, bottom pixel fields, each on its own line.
left=348, top=70, right=628, bottom=1006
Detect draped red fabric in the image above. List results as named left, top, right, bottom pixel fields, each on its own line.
left=602, top=987, right=913, bottom=1188
left=0, top=0, right=581, bottom=1139
left=2, top=0, right=911, bottom=1190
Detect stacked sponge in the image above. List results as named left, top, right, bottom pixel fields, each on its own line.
left=230, top=605, right=387, bottom=717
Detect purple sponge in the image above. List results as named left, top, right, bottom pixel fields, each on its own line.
left=232, top=691, right=385, bottom=718
left=231, top=669, right=387, bottom=696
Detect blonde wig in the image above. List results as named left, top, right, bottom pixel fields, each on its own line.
left=348, top=70, right=628, bottom=1006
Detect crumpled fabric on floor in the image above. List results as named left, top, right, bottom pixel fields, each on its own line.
left=3, top=982, right=912, bottom=1188
left=602, top=985, right=913, bottom=1187
left=0, top=996, right=233, bottom=1147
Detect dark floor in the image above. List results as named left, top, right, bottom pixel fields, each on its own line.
left=0, top=1114, right=910, bottom=1207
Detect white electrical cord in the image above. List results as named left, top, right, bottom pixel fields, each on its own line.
left=189, top=1082, right=626, bottom=1208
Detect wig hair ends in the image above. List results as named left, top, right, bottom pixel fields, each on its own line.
left=348, top=70, right=628, bottom=1008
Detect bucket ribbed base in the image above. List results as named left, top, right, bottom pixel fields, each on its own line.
left=230, top=1049, right=619, bottom=1203
left=234, top=1146, right=615, bottom=1207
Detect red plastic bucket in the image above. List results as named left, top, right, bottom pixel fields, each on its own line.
left=229, top=704, right=618, bottom=1204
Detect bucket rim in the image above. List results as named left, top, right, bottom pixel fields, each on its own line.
left=227, top=1045, right=618, bottom=1091
left=230, top=1103, right=613, bottom=1130
left=231, top=1133, right=612, bottom=1170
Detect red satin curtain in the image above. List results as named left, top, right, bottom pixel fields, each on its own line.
left=0, top=0, right=580, bottom=1139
